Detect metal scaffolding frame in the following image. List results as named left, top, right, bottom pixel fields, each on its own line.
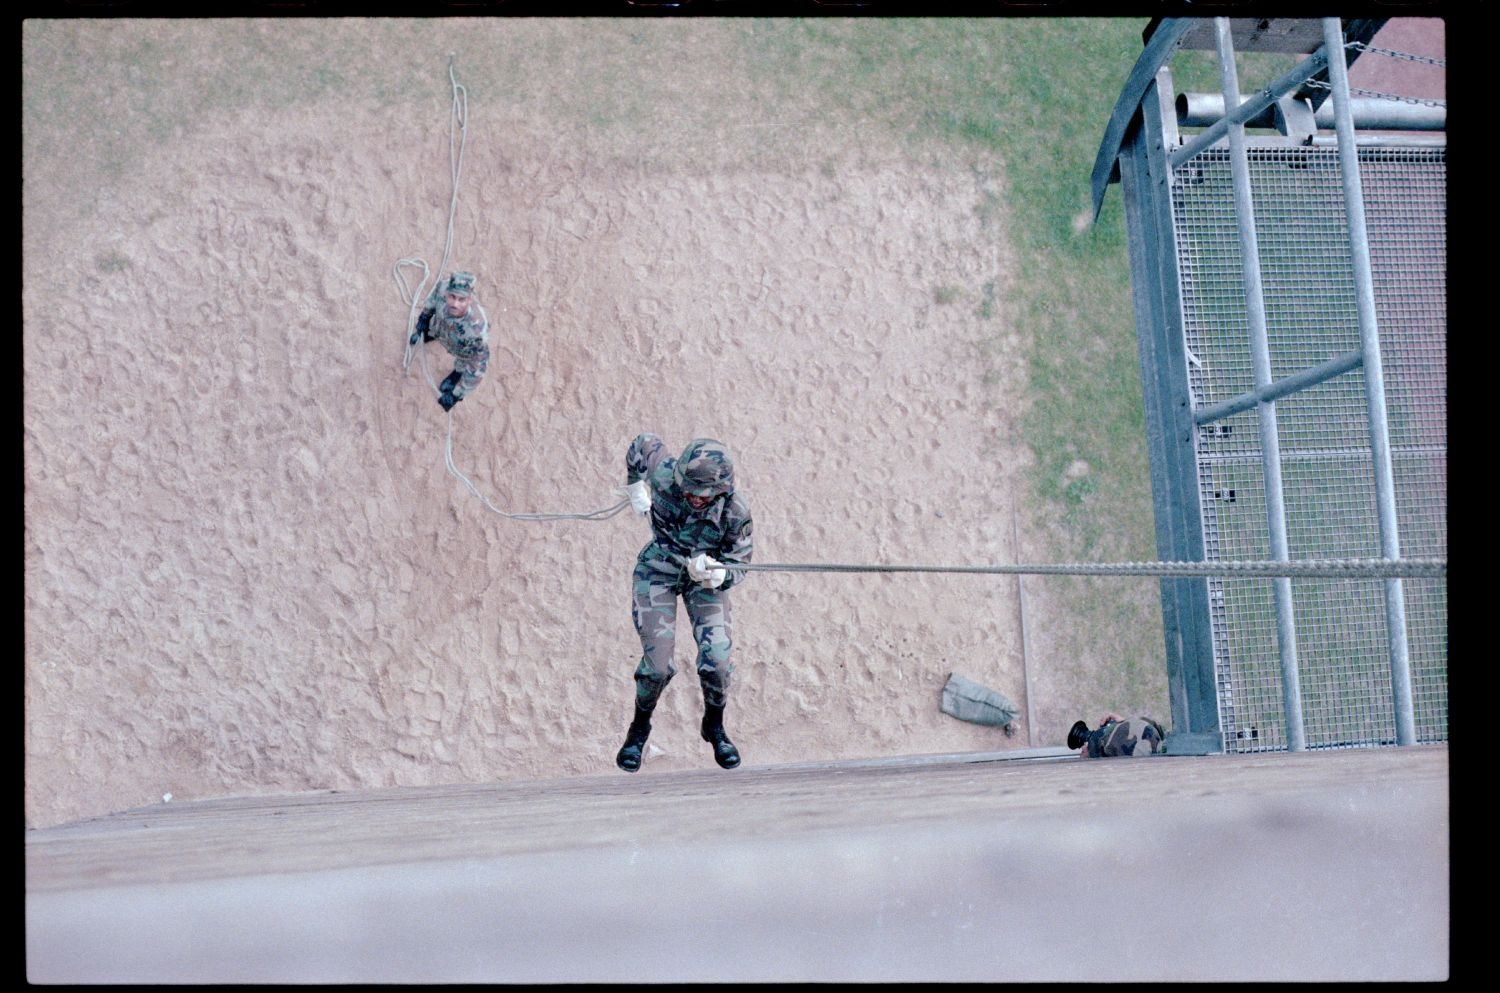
left=1093, top=17, right=1446, bottom=753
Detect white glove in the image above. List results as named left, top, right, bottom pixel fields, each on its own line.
left=614, top=480, right=652, bottom=515
left=687, top=553, right=727, bottom=589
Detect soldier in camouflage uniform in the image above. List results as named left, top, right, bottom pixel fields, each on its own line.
left=614, top=434, right=754, bottom=773
left=409, top=270, right=490, bottom=411
left=1068, top=713, right=1167, bottom=758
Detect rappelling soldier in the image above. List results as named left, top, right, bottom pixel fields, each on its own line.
left=614, top=434, right=754, bottom=773
left=409, top=270, right=490, bottom=411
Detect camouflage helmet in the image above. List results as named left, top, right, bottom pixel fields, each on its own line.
left=1067, top=720, right=1090, bottom=750
left=673, top=438, right=735, bottom=499
left=445, top=270, right=476, bottom=298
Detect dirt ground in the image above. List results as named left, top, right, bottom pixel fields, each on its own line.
left=21, top=17, right=1445, bottom=830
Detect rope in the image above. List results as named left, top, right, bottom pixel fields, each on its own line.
left=397, top=55, right=468, bottom=384
left=394, top=57, right=627, bottom=524
left=442, top=425, right=632, bottom=521
left=731, top=558, right=1447, bottom=580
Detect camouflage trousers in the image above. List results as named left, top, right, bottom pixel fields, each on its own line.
left=631, top=545, right=734, bottom=711
left=448, top=350, right=488, bottom=399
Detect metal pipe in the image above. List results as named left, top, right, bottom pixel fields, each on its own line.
left=1309, top=135, right=1447, bottom=148
left=1177, top=92, right=1446, bottom=132
left=1172, top=46, right=1330, bottom=169
left=1216, top=18, right=1307, bottom=752
left=1194, top=349, right=1364, bottom=426
left=1012, top=504, right=1037, bottom=748
left=1322, top=17, right=1418, bottom=747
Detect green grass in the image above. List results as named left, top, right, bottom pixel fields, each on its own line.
left=874, top=20, right=1164, bottom=583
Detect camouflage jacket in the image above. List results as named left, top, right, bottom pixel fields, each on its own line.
left=626, top=433, right=754, bottom=591
left=420, top=285, right=490, bottom=374
left=1084, top=717, right=1166, bottom=757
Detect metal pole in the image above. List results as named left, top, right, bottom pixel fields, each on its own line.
left=1012, top=504, right=1037, bottom=748
left=1215, top=18, right=1307, bottom=751
left=1194, top=348, right=1364, bottom=426
left=1322, top=18, right=1417, bottom=746
left=1176, top=92, right=1446, bottom=132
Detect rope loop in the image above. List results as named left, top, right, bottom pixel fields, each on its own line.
left=395, top=58, right=627, bottom=524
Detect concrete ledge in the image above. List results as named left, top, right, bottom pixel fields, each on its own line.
left=27, top=746, right=1448, bottom=982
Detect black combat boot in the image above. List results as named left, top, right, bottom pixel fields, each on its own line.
left=615, top=705, right=653, bottom=773
left=700, top=702, right=741, bottom=769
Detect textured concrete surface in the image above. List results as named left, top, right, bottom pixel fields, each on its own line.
left=26, top=745, right=1449, bottom=983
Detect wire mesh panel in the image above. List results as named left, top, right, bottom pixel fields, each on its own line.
left=1172, top=143, right=1446, bottom=751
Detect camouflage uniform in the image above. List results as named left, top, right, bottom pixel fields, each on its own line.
left=416, top=273, right=490, bottom=400
left=625, top=433, right=754, bottom=712
left=1082, top=717, right=1166, bottom=758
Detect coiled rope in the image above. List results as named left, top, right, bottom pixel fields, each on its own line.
left=394, top=56, right=630, bottom=523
